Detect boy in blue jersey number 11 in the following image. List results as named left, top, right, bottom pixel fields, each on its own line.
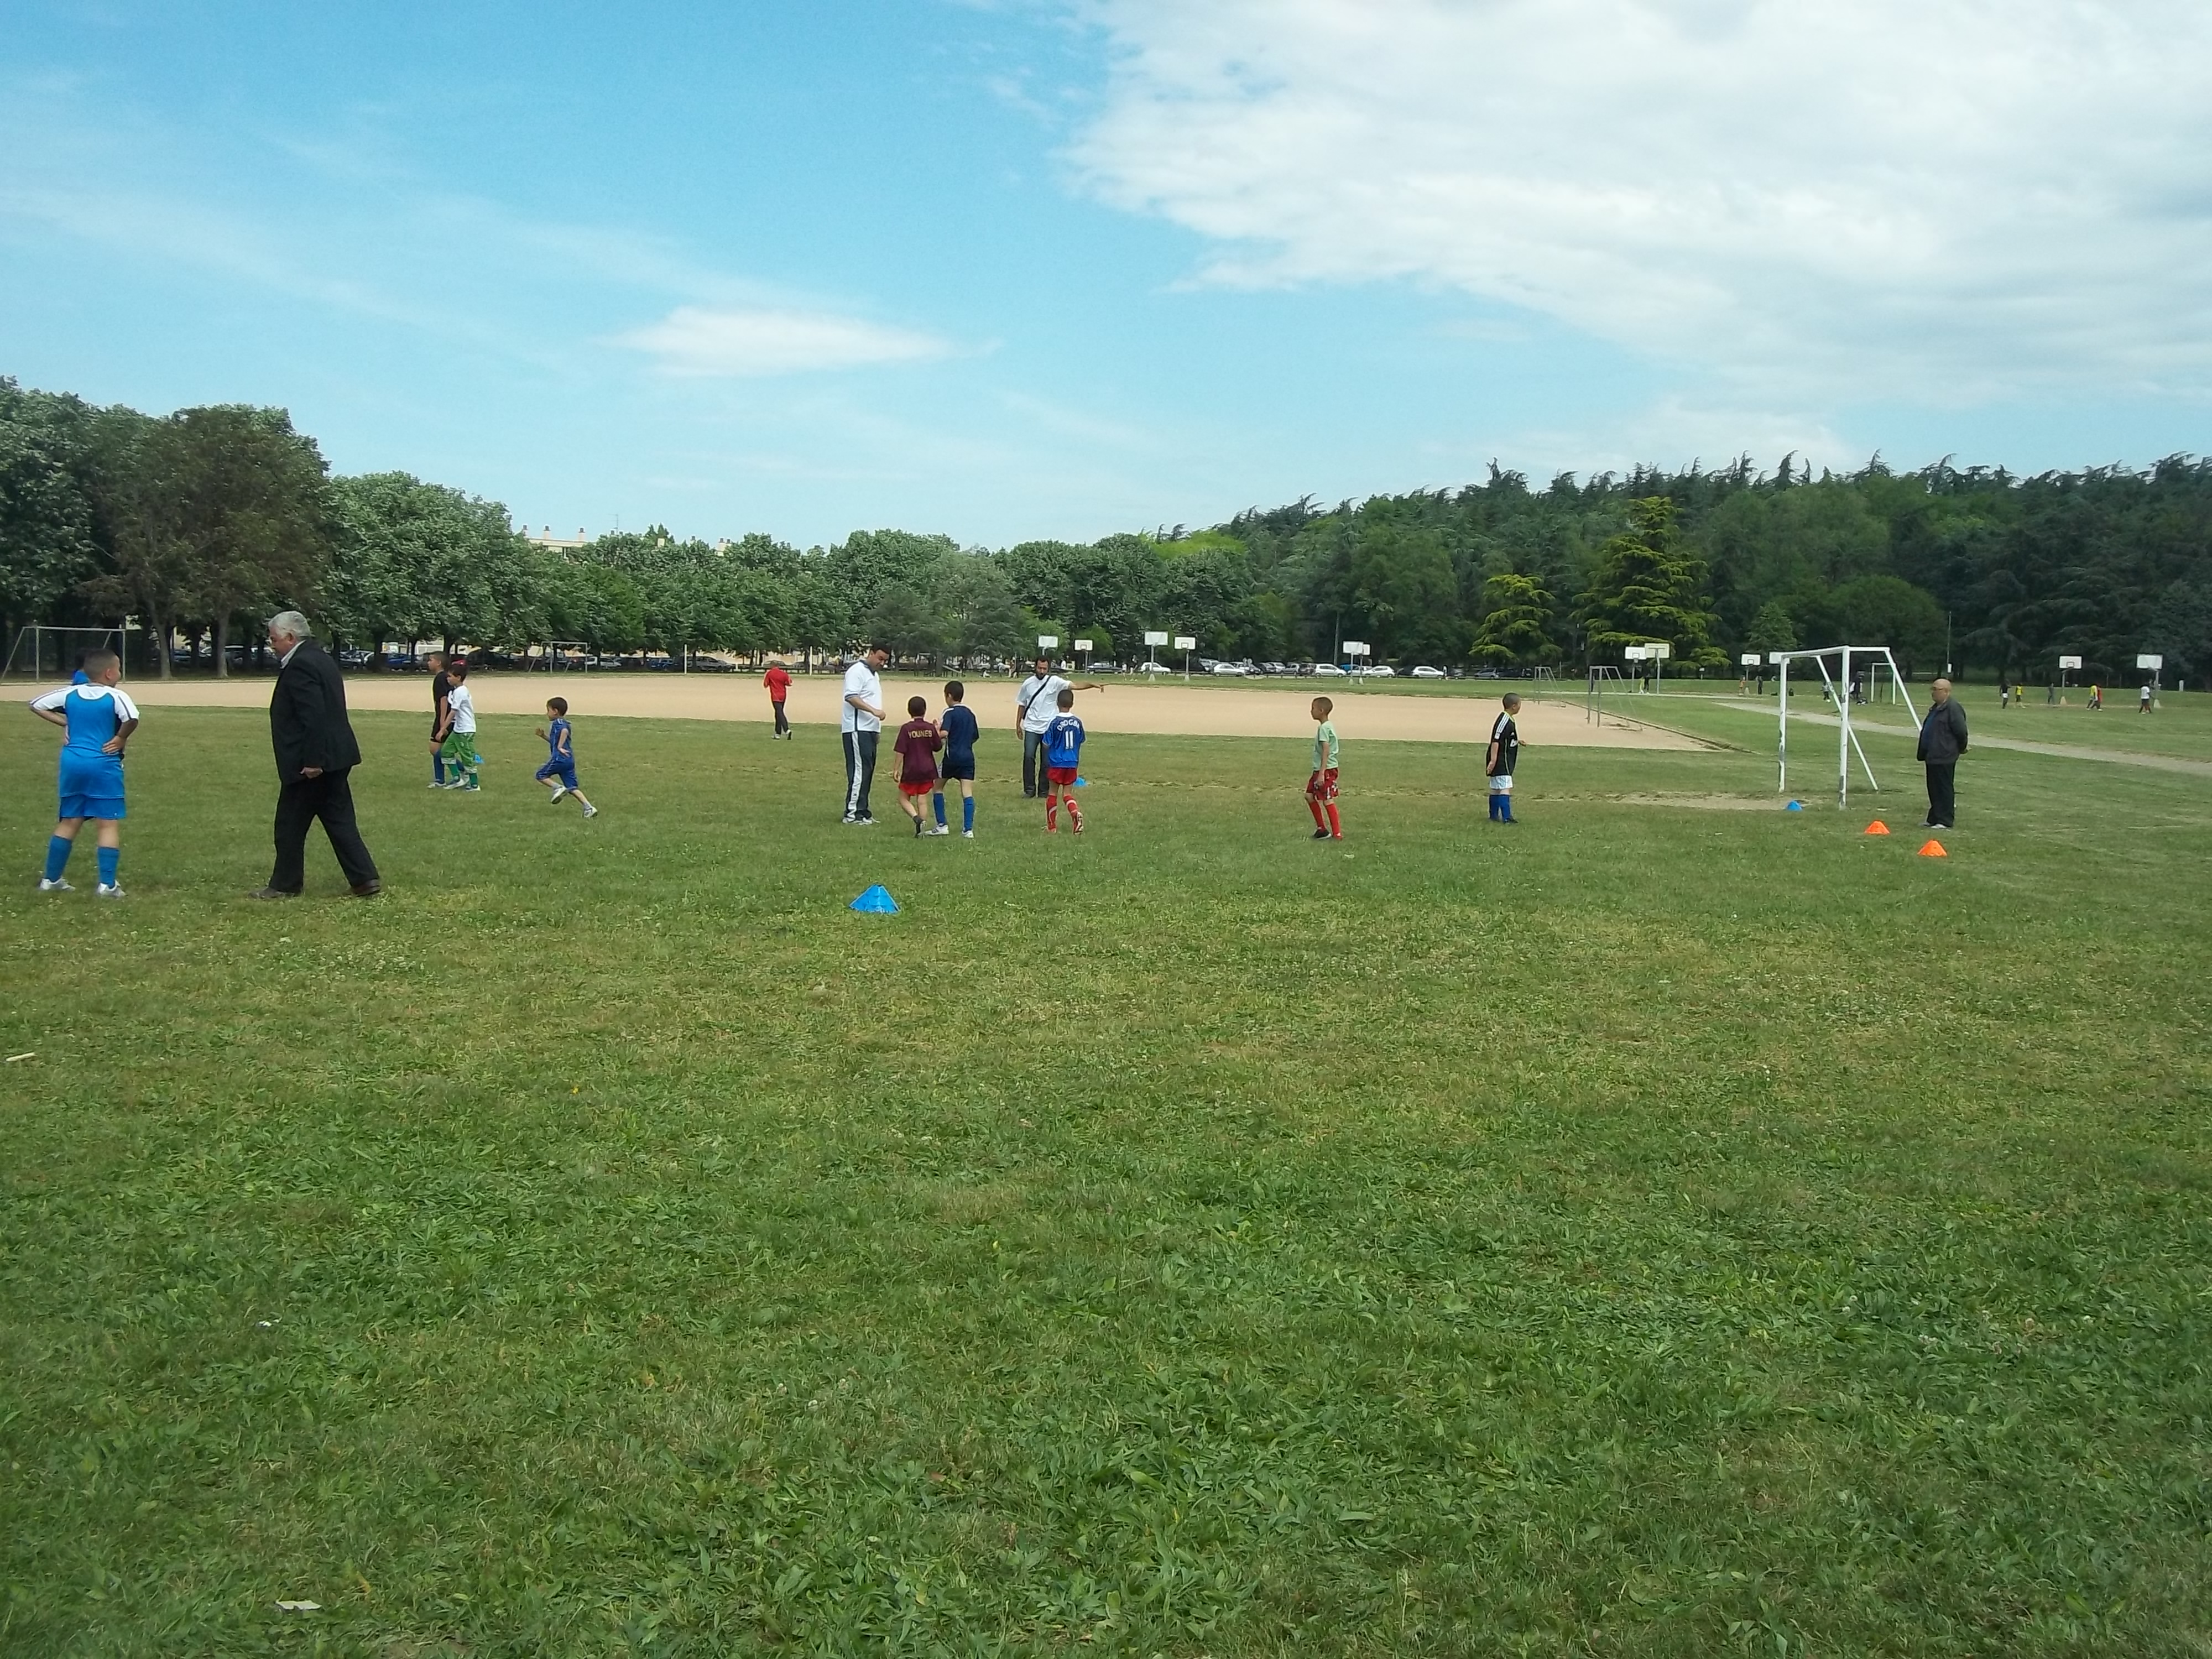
left=1043, top=688, right=1086, bottom=834
left=29, top=650, right=140, bottom=897
left=534, top=697, right=598, bottom=817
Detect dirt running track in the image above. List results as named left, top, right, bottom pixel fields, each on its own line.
left=0, top=674, right=1702, bottom=749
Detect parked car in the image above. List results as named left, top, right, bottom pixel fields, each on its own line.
left=1313, top=664, right=1346, bottom=677
left=1474, top=667, right=1504, bottom=679
left=686, top=654, right=737, bottom=672
left=1209, top=661, right=1248, bottom=676
left=1136, top=661, right=1175, bottom=674
left=1410, top=665, right=1445, bottom=679
left=1360, top=664, right=1398, bottom=678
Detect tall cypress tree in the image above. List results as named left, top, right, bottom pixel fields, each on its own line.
left=1576, top=498, right=1724, bottom=667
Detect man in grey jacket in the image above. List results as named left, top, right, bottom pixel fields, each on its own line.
left=1917, top=677, right=1969, bottom=830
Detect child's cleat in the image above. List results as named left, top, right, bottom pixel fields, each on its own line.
left=463, top=780, right=481, bottom=791
left=95, top=883, right=126, bottom=898
left=581, top=803, right=597, bottom=818
left=1313, top=827, right=1332, bottom=839
left=37, top=877, right=72, bottom=893
left=547, top=784, right=567, bottom=803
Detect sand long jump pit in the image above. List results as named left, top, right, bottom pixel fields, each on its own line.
left=0, top=673, right=1704, bottom=749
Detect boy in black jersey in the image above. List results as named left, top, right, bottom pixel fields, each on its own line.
left=1485, top=694, right=1521, bottom=823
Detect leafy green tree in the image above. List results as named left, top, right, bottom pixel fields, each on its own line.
left=1577, top=498, right=1724, bottom=667
left=328, top=473, right=532, bottom=653
left=0, top=379, right=100, bottom=647
left=930, top=553, right=1026, bottom=666
left=866, top=583, right=947, bottom=664
left=1746, top=600, right=1798, bottom=655
left=1468, top=572, right=1558, bottom=666
left=1830, top=575, right=1945, bottom=674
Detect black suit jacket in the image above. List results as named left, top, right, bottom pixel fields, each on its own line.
left=270, top=640, right=364, bottom=779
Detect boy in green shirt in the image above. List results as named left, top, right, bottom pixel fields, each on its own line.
left=1306, top=696, right=1342, bottom=840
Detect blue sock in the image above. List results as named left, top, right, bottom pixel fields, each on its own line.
left=962, top=795, right=974, bottom=832
left=434, top=754, right=446, bottom=784
left=932, top=791, right=946, bottom=827
left=43, top=836, right=73, bottom=881
left=1487, top=795, right=1500, bottom=821
left=1502, top=798, right=1515, bottom=822
left=97, top=846, right=119, bottom=886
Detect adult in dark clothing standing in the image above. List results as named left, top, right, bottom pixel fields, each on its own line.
left=254, top=611, right=382, bottom=899
left=1917, top=677, right=1969, bottom=831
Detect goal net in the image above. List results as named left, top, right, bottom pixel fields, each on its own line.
left=3, top=624, right=129, bottom=684
left=1771, top=645, right=1921, bottom=808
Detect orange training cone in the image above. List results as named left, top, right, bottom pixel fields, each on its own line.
left=1917, top=839, right=1947, bottom=858
left=1864, top=820, right=1890, bottom=836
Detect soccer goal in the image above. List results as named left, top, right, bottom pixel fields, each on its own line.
left=2, top=624, right=129, bottom=684
left=1772, top=645, right=1920, bottom=809
left=1585, top=663, right=1625, bottom=726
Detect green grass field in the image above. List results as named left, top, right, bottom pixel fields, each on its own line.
left=4, top=705, right=2210, bottom=1656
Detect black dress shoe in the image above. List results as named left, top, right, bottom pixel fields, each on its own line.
left=349, top=880, right=382, bottom=898
left=249, top=886, right=300, bottom=900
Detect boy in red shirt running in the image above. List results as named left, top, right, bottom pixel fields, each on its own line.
left=763, top=661, right=792, bottom=738
left=892, top=696, right=943, bottom=837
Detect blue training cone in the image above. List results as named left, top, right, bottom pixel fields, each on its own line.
left=1073, top=776, right=1088, bottom=787
left=1785, top=799, right=1804, bottom=812
left=849, top=884, right=899, bottom=914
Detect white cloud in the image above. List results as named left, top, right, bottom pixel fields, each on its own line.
left=1070, top=0, right=2212, bottom=401
left=613, top=306, right=954, bottom=377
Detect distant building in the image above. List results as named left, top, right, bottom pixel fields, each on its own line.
left=526, top=525, right=589, bottom=550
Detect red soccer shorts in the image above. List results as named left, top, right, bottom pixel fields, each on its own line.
left=1046, top=766, right=1079, bottom=786
left=1307, top=767, right=1339, bottom=803
left=899, top=778, right=937, bottom=796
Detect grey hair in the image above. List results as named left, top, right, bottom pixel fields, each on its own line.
left=267, top=609, right=312, bottom=641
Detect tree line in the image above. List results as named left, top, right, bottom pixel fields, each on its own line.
left=6, top=374, right=2209, bottom=682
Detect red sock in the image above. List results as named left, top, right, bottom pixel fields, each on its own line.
left=1068, top=800, right=1083, bottom=831
left=1046, top=792, right=1058, bottom=830
left=1308, top=794, right=1327, bottom=830
left=1325, top=801, right=1341, bottom=838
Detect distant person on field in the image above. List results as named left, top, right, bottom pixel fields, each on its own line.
left=1307, top=695, right=1342, bottom=841
left=1485, top=693, right=1522, bottom=823
left=435, top=659, right=482, bottom=790
left=426, top=650, right=453, bottom=786
left=938, top=680, right=980, bottom=837
left=2140, top=683, right=2154, bottom=713
left=534, top=697, right=597, bottom=817
left=841, top=644, right=889, bottom=825
left=2089, top=683, right=2102, bottom=709
left=1917, top=676, right=1969, bottom=831
left=1042, top=688, right=1086, bottom=834
left=763, top=660, right=792, bottom=738
left=1015, top=656, right=1103, bottom=799
left=29, top=649, right=138, bottom=898
left=892, top=695, right=945, bottom=837
left=258, top=611, right=380, bottom=899
left=1999, top=682, right=2010, bottom=710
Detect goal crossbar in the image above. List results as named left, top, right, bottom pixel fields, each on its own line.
left=3, top=624, right=128, bottom=684
left=1771, top=645, right=1921, bottom=809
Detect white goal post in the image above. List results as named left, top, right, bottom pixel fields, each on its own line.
left=1772, top=645, right=1920, bottom=809
left=3, top=624, right=129, bottom=684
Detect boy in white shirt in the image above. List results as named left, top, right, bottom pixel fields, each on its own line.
left=434, top=659, right=483, bottom=790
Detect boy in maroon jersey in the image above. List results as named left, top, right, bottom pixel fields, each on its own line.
left=891, top=696, right=943, bottom=837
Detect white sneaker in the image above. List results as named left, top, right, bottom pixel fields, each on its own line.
left=37, top=877, right=72, bottom=893
left=931, top=825, right=951, bottom=835
left=96, top=883, right=125, bottom=899
left=962, top=830, right=974, bottom=839
left=548, top=784, right=567, bottom=804
left=581, top=804, right=597, bottom=818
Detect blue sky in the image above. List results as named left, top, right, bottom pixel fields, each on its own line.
left=4, top=0, right=2209, bottom=547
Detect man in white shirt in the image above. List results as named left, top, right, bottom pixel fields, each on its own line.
left=1015, top=655, right=1104, bottom=797
left=841, top=644, right=890, bottom=823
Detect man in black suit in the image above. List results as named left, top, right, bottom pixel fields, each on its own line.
left=254, top=610, right=381, bottom=899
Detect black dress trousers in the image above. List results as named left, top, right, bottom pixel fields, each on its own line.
left=270, top=768, right=380, bottom=892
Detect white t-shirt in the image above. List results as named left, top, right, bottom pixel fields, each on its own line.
left=1018, top=672, right=1069, bottom=734
left=446, top=684, right=477, bottom=734
left=842, top=660, right=883, bottom=734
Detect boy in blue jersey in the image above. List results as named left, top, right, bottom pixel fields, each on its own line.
left=936, top=679, right=980, bottom=837
left=1042, top=687, right=1086, bottom=834
left=534, top=697, right=598, bottom=817
left=28, top=650, right=139, bottom=896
